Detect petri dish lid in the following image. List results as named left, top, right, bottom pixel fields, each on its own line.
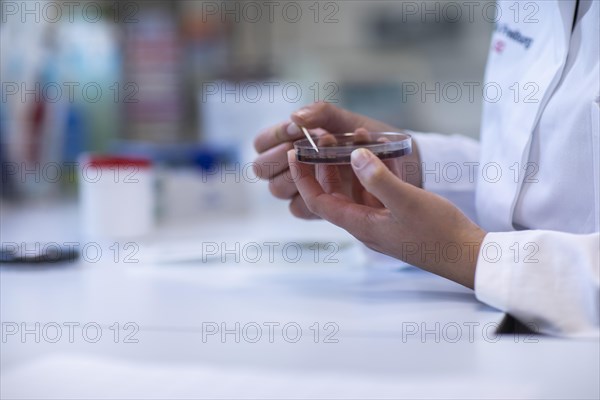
left=294, top=132, right=412, bottom=165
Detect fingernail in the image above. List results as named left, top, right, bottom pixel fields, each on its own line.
left=287, top=149, right=296, bottom=163
left=287, top=123, right=300, bottom=136
left=351, top=148, right=372, bottom=170
left=292, top=108, right=311, bottom=123
left=292, top=107, right=312, bottom=125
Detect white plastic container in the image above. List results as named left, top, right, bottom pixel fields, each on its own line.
left=79, top=155, right=155, bottom=239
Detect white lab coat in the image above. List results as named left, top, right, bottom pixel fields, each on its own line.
left=413, top=0, right=599, bottom=337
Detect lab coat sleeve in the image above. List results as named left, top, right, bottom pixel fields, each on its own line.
left=410, top=132, right=481, bottom=222
left=475, top=230, right=600, bottom=337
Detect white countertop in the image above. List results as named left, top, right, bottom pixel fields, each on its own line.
left=1, top=202, right=598, bottom=399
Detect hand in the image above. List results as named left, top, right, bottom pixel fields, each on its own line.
left=287, top=147, right=487, bottom=289
left=253, top=102, right=422, bottom=219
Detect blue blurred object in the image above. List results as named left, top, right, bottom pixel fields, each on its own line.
left=63, top=105, right=86, bottom=164
left=112, top=141, right=238, bottom=172
left=0, top=103, right=16, bottom=199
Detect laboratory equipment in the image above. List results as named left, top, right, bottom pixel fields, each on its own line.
left=294, top=132, right=412, bottom=165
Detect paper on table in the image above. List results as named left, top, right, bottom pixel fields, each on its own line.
left=1, top=355, right=537, bottom=399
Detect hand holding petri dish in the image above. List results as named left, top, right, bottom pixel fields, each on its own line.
left=294, top=130, right=412, bottom=165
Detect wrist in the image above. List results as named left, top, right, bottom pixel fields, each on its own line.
left=457, top=229, right=487, bottom=289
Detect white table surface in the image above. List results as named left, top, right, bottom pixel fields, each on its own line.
left=1, top=202, right=599, bottom=399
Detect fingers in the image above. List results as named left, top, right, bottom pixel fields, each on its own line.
left=290, top=102, right=366, bottom=134
left=253, top=119, right=326, bottom=182
left=352, top=127, right=371, bottom=142
left=382, top=157, right=403, bottom=179
left=316, top=165, right=345, bottom=194
left=350, top=148, right=421, bottom=213
left=287, top=150, right=373, bottom=234
left=289, top=195, right=320, bottom=220
left=253, top=142, right=294, bottom=179
left=256, top=103, right=393, bottom=155
left=314, top=134, right=344, bottom=194
left=254, top=121, right=305, bottom=154
left=268, top=171, right=299, bottom=200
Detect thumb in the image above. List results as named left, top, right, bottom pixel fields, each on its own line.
left=350, top=148, right=418, bottom=211
left=290, top=102, right=364, bottom=134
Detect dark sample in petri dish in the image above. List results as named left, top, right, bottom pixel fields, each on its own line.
left=297, top=147, right=411, bottom=164
left=294, top=132, right=412, bottom=165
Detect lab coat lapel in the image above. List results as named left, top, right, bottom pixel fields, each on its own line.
left=476, top=0, right=576, bottom=231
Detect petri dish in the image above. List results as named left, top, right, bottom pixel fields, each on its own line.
left=294, top=132, right=412, bottom=165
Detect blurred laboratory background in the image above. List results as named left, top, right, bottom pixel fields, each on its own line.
left=1, top=0, right=494, bottom=228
